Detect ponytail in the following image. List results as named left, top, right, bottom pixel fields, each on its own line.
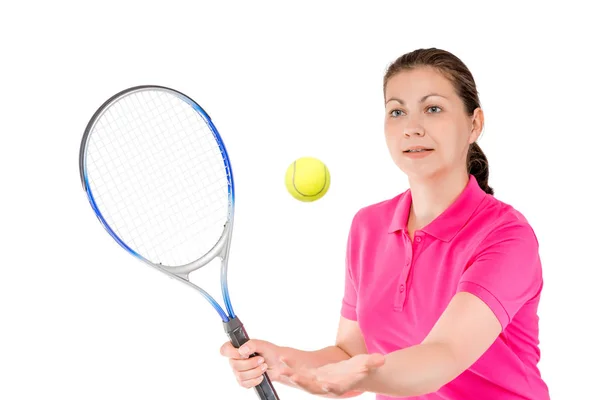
left=467, top=142, right=494, bottom=195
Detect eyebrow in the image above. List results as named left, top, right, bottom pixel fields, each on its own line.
left=385, top=93, right=448, bottom=105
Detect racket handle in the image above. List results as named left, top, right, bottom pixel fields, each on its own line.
left=224, top=317, right=281, bottom=400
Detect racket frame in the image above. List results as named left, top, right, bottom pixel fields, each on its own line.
left=79, top=85, right=280, bottom=400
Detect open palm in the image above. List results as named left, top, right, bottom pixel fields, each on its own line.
left=280, top=353, right=385, bottom=397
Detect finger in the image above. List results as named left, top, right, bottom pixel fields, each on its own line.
left=317, top=377, right=353, bottom=397
left=290, top=374, right=328, bottom=395
left=287, top=368, right=327, bottom=393
left=236, top=363, right=269, bottom=382
left=365, top=353, right=386, bottom=369
left=238, top=374, right=265, bottom=389
left=323, top=384, right=353, bottom=397
left=321, top=383, right=342, bottom=396
left=230, top=356, right=266, bottom=372
left=289, top=374, right=314, bottom=391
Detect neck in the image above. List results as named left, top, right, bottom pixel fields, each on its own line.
left=407, top=169, right=470, bottom=231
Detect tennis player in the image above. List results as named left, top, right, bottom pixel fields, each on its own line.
left=220, top=48, right=550, bottom=400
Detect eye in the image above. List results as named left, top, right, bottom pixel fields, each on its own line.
left=427, top=106, right=442, bottom=113
left=389, top=109, right=404, bottom=117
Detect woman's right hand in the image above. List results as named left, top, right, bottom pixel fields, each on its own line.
left=220, top=339, right=287, bottom=389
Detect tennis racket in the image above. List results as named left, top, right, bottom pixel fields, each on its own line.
left=78, top=85, right=280, bottom=400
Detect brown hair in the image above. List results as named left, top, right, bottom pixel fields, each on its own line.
left=383, top=48, right=494, bottom=195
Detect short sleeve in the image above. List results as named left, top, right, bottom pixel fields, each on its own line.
left=457, top=222, right=543, bottom=330
left=341, top=214, right=359, bottom=321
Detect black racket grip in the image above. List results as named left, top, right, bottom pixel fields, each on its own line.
left=224, top=317, right=281, bottom=400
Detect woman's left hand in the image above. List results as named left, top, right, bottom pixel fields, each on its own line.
left=279, top=352, right=386, bottom=397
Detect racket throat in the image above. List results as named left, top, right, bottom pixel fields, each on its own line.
left=224, top=316, right=250, bottom=349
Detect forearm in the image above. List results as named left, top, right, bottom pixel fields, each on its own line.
left=279, top=345, right=352, bottom=369
left=357, top=342, right=457, bottom=397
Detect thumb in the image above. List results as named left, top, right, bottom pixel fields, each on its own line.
left=364, top=353, right=386, bottom=369
left=238, top=339, right=269, bottom=358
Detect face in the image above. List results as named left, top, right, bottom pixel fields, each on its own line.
left=384, top=66, right=483, bottom=181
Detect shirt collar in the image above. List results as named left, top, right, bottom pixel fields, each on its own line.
left=387, top=175, right=487, bottom=242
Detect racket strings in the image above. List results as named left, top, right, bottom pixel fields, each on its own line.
left=85, top=89, right=230, bottom=266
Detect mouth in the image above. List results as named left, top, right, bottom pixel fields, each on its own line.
left=403, top=148, right=434, bottom=153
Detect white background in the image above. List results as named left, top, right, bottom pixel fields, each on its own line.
left=1, top=1, right=598, bottom=399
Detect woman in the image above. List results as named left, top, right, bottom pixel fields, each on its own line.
left=220, top=48, right=550, bottom=399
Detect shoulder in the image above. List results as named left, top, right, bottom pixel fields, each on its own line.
left=348, top=190, right=408, bottom=234
left=473, top=195, right=539, bottom=248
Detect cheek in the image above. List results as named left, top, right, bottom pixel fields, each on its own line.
left=383, top=121, right=400, bottom=146
left=384, top=134, right=401, bottom=158
left=383, top=117, right=395, bottom=135
left=438, top=131, right=470, bottom=162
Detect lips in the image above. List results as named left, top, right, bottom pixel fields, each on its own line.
left=403, top=148, right=433, bottom=153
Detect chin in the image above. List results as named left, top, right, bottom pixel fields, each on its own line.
left=396, top=163, right=440, bottom=181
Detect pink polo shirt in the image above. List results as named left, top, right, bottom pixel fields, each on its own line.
left=341, top=175, right=549, bottom=399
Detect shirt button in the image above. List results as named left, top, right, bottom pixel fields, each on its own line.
left=399, top=284, right=405, bottom=293
left=415, top=236, right=422, bottom=243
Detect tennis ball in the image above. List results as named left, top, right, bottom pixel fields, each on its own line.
left=285, top=157, right=330, bottom=202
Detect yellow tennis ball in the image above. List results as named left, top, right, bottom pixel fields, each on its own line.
left=285, top=157, right=330, bottom=202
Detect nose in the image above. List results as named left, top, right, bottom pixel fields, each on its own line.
left=403, top=115, right=425, bottom=137
left=403, top=126, right=425, bottom=137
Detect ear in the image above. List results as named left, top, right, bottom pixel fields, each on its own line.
left=469, top=108, right=484, bottom=144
